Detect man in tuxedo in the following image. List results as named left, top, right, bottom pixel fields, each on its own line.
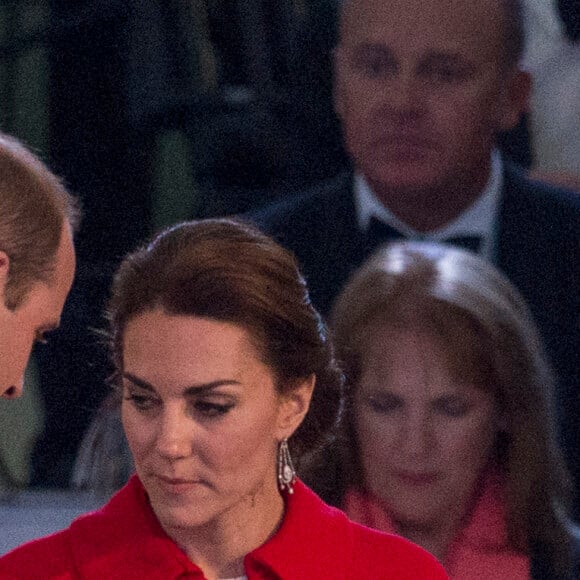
left=0, top=132, right=78, bottom=400
left=251, top=0, right=580, bottom=506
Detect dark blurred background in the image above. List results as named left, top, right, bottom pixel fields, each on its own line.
left=0, top=0, right=350, bottom=491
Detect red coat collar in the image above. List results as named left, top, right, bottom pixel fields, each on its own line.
left=68, top=475, right=363, bottom=579
left=69, top=476, right=202, bottom=578
left=245, top=478, right=359, bottom=578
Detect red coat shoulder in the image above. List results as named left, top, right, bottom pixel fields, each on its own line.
left=248, top=480, right=448, bottom=578
left=0, top=528, right=76, bottom=579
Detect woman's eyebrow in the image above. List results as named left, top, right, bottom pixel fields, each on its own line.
left=121, top=372, right=241, bottom=395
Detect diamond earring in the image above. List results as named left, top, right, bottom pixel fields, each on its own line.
left=277, top=438, right=295, bottom=494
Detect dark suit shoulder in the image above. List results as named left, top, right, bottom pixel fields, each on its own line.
left=245, top=172, right=354, bottom=235
left=500, top=163, right=579, bottom=303
left=499, top=164, right=579, bottom=285
left=503, top=164, right=580, bottom=236
left=241, top=172, right=362, bottom=314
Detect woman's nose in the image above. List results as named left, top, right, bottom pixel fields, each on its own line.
left=155, top=412, right=192, bottom=459
left=399, top=413, right=432, bottom=458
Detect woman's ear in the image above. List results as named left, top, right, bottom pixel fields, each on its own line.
left=276, top=374, right=316, bottom=440
left=0, top=251, right=10, bottom=303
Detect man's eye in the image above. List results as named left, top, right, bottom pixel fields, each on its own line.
left=35, top=331, right=49, bottom=345
left=35, top=326, right=59, bottom=345
left=425, top=64, right=471, bottom=84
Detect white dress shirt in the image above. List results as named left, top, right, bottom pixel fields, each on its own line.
left=354, top=150, right=504, bottom=261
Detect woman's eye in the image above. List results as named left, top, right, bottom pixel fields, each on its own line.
left=355, top=56, right=395, bottom=79
left=124, top=394, right=158, bottom=411
left=365, top=394, right=402, bottom=414
left=434, top=398, right=470, bottom=417
left=431, top=67, right=461, bottom=82
left=194, top=400, right=234, bottom=418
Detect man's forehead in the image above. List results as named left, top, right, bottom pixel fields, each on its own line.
left=339, top=0, right=506, bottom=56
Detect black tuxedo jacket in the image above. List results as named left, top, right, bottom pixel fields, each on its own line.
left=249, top=165, right=580, bottom=506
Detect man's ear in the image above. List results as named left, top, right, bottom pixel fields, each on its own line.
left=333, top=47, right=347, bottom=121
left=276, top=374, right=316, bottom=440
left=497, top=69, right=531, bottom=132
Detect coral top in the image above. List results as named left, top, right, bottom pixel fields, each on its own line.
left=344, top=472, right=529, bottom=579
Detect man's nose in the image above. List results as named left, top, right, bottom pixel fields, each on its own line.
left=1, top=381, right=23, bottom=399
left=381, top=73, right=425, bottom=118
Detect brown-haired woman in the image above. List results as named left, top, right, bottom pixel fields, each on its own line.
left=0, top=220, right=446, bottom=579
left=326, top=241, right=579, bottom=579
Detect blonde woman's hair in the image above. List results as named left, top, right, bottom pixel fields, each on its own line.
left=331, top=241, right=572, bottom=575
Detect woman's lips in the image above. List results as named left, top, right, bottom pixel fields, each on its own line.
left=394, top=471, right=439, bottom=486
left=154, top=474, right=204, bottom=494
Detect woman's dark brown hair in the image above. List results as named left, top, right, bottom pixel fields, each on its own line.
left=107, top=218, right=343, bottom=460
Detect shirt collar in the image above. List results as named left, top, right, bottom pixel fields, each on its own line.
left=354, top=150, right=503, bottom=259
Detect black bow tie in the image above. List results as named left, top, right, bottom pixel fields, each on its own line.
left=366, top=217, right=481, bottom=253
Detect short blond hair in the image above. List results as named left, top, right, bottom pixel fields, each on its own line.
left=0, top=132, right=80, bottom=309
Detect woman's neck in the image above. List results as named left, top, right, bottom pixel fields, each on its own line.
left=163, top=482, right=284, bottom=580
left=396, top=519, right=459, bottom=563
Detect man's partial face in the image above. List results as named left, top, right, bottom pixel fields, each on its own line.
left=0, top=224, right=75, bottom=398
left=334, top=0, right=528, bottom=199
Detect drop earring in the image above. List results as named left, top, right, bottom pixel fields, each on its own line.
left=277, top=438, right=295, bottom=494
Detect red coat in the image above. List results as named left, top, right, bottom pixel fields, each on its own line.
left=0, top=476, right=447, bottom=579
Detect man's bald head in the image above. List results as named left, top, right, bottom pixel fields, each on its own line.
left=338, top=0, right=525, bottom=69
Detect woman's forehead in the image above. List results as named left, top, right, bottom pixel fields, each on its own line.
left=360, top=316, right=492, bottom=385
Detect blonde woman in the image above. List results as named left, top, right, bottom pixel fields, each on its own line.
left=326, top=241, right=578, bottom=579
